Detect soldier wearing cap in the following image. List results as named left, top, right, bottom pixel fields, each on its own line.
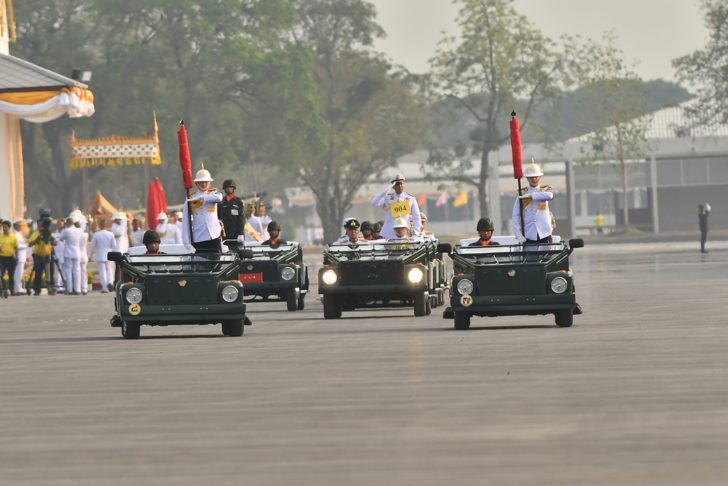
left=143, top=230, right=162, bottom=254
left=371, top=173, right=422, bottom=239
left=371, top=221, right=383, bottom=240
left=182, top=166, right=224, bottom=253
left=218, top=179, right=244, bottom=240
left=512, top=160, right=554, bottom=244
left=360, top=221, right=374, bottom=240
left=469, top=218, right=500, bottom=246
left=156, top=212, right=182, bottom=245
left=261, top=221, right=286, bottom=248
left=335, top=218, right=367, bottom=244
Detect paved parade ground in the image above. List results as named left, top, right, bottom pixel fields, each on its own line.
left=1, top=241, right=727, bottom=485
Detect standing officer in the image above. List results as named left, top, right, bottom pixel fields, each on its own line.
left=156, top=212, right=182, bottom=245
left=59, top=215, right=84, bottom=295
left=90, top=219, right=116, bottom=293
left=218, top=179, right=244, bottom=240
left=511, top=161, right=554, bottom=244
left=111, top=212, right=129, bottom=254
left=371, top=173, right=422, bottom=239
left=182, top=166, right=224, bottom=253
left=12, top=219, right=29, bottom=295
left=257, top=201, right=271, bottom=242
left=699, top=203, right=711, bottom=253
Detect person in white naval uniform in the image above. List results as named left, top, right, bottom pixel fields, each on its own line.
left=76, top=219, right=90, bottom=295
left=53, top=219, right=66, bottom=291
left=182, top=167, right=223, bottom=253
left=129, top=218, right=145, bottom=248
left=59, top=215, right=84, bottom=294
left=90, top=219, right=116, bottom=292
left=257, top=201, right=272, bottom=242
left=12, top=219, right=29, bottom=295
left=511, top=161, right=554, bottom=244
left=156, top=212, right=183, bottom=245
left=111, top=212, right=129, bottom=253
left=371, top=172, right=422, bottom=239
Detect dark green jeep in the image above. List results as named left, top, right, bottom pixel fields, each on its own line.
left=445, top=236, right=584, bottom=330
left=108, top=249, right=250, bottom=339
left=236, top=242, right=309, bottom=311
left=318, top=240, right=451, bottom=319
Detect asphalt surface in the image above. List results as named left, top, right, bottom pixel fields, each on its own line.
left=1, top=241, right=727, bottom=485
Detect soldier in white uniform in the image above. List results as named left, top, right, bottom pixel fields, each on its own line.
left=257, top=201, right=271, bottom=242
left=334, top=218, right=367, bottom=244
left=371, top=172, right=422, bottom=239
left=182, top=167, right=224, bottom=253
left=129, top=218, right=145, bottom=247
left=111, top=212, right=129, bottom=254
left=12, top=219, right=29, bottom=295
left=90, top=219, right=116, bottom=292
left=75, top=218, right=90, bottom=295
left=53, top=219, right=66, bottom=292
left=387, top=217, right=423, bottom=243
left=156, top=212, right=183, bottom=245
left=511, top=161, right=554, bottom=244
left=59, top=215, right=84, bottom=295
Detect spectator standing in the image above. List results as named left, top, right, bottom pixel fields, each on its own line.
left=0, top=220, right=18, bottom=298
left=12, top=219, right=29, bottom=295
left=699, top=203, right=711, bottom=253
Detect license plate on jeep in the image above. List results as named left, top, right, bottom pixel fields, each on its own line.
left=239, top=272, right=263, bottom=283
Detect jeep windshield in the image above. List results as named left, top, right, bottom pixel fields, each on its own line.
left=327, top=242, right=426, bottom=261
left=455, top=242, right=567, bottom=265
left=124, top=254, right=238, bottom=274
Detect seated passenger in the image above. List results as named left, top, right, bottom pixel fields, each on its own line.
left=334, top=218, right=367, bottom=244
left=388, top=217, right=423, bottom=243
left=419, top=213, right=436, bottom=240
left=371, top=221, right=383, bottom=240
left=360, top=221, right=375, bottom=240
left=143, top=230, right=163, bottom=254
left=261, top=221, right=287, bottom=248
left=468, top=218, right=500, bottom=246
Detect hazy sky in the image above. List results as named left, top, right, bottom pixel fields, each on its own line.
left=370, top=0, right=708, bottom=82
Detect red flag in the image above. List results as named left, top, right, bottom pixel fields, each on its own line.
left=510, top=111, right=523, bottom=180
left=146, top=179, right=168, bottom=230
left=417, top=194, right=426, bottom=206
left=177, top=121, right=193, bottom=190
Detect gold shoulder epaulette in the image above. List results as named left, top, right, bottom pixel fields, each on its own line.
left=540, top=184, right=553, bottom=192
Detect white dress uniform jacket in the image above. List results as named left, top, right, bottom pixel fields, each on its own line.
left=157, top=222, right=183, bottom=245
left=111, top=221, right=129, bottom=253
left=60, top=226, right=84, bottom=294
left=90, top=229, right=116, bottom=292
left=129, top=229, right=145, bottom=248
left=13, top=231, right=28, bottom=294
left=371, top=189, right=422, bottom=239
left=511, top=184, right=554, bottom=241
left=79, top=231, right=89, bottom=294
left=334, top=235, right=367, bottom=245
left=182, top=190, right=223, bottom=244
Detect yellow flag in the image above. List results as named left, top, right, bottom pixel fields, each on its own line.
left=453, top=191, right=468, bottom=208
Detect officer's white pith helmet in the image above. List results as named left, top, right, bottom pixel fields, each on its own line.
left=194, top=166, right=213, bottom=182
left=523, top=160, right=543, bottom=178
left=393, top=217, right=409, bottom=229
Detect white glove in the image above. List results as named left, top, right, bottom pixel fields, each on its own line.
left=518, top=193, right=532, bottom=200
left=517, top=235, right=527, bottom=244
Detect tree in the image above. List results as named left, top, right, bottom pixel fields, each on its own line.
left=287, top=0, right=426, bottom=242
left=427, top=0, right=567, bottom=217
left=575, top=35, right=650, bottom=229
left=673, top=0, right=728, bottom=125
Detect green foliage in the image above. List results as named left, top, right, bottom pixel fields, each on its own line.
left=673, top=0, right=728, bottom=125
left=427, top=0, right=569, bottom=217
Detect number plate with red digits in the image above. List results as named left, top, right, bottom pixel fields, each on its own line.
left=239, top=272, right=263, bottom=283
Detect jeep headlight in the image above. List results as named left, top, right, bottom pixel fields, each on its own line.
left=280, top=266, right=295, bottom=281
left=125, top=287, right=143, bottom=304
left=456, top=279, right=473, bottom=295
left=322, top=269, right=338, bottom=285
left=550, top=276, right=568, bottom=294
left=407, top=267, right=424, bottom=283
left=221, top=285, right=239, bottom=303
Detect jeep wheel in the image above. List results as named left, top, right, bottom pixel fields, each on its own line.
left=297, top=292, right=305, bottom=310
left=555, top=309, right=573, bottom=328
left=323, top=294, right=341, bottom=319
left=454, top=313, right=470, bottom=330
left=222, top=319, right=244, bottom=336
left=414, top=291, right=428, bottom=317
left=286, top=288, right=300, bottom=312
left=121, top=321, right=140, bottom=339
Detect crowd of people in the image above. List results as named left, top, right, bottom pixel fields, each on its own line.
left=0, top=161, right=563, bottom=297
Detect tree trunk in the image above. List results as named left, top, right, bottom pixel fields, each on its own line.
left=616, top=124, right=630, bottom=228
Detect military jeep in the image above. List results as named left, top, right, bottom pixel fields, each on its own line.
left=318, top=240, right=451, bottom=318
left=234, top=241, right=309, bottom=311
left=108, top=245, right=251, bottom=339
left=445, top=236, right=583, bottom=330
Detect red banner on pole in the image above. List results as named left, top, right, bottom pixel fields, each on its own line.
left=177, top=121, right=193, bottom=190
left=510, top=111, right=523, bottom=180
